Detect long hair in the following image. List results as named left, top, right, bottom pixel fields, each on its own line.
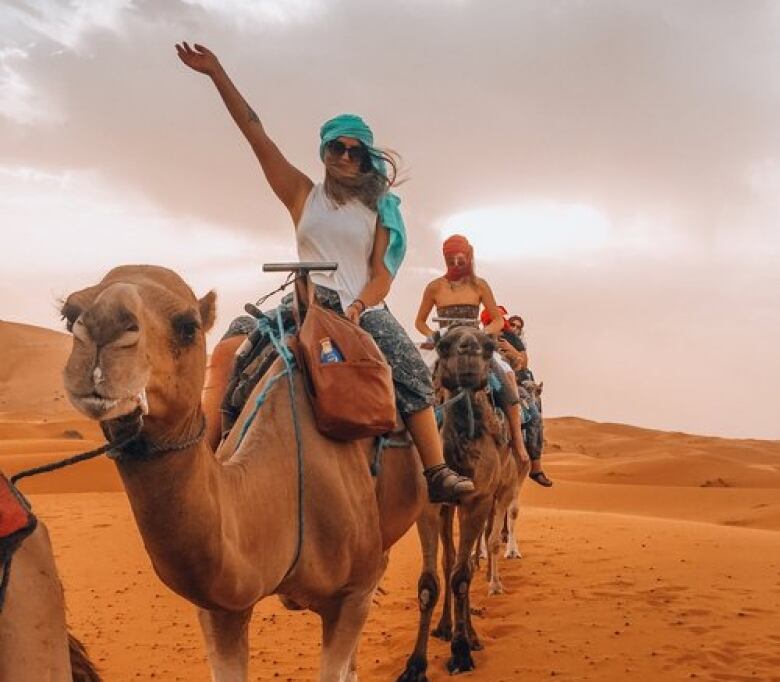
left=324, top=148, right=401, bottom=211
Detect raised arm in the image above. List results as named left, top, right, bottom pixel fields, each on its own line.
left=175, top=42, right=313, bottom=222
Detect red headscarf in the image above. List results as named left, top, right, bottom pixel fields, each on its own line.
left=442, top=234, right=474, bottom=281
left=481, top=305, right=511, bottom=332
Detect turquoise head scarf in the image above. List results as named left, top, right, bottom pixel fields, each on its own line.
left=319, top=114, right=407, bottom=277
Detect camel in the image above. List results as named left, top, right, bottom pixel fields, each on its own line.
left=502, top=377, right=544, bottom=559
left=60, top=264, right=426, bottom=682
left=397, top=325, right=523, bottom=681
left=0, top=521, right=101, bottom=681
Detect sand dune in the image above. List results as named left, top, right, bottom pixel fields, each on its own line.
left=2, top=320, right=779, bottom=680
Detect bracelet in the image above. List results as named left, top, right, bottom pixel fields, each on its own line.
left=353, top=299, right=367, bottom=313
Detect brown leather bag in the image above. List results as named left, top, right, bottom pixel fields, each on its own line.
left=293, top=287, right=396, bottom=440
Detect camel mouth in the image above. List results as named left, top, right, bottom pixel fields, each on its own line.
left=68, top=388, right=149, bottom=421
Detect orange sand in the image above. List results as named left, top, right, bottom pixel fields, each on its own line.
left=1, top=320, right=779, bottom=681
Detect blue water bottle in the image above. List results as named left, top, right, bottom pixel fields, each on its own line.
left=319, top=337, right=344, bottom=364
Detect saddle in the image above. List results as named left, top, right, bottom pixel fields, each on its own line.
left=221, top=294, right=396, bottom=444
left=0, top=473, right=37, bottom=610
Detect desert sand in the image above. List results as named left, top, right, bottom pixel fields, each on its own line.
left=1, top=319, right=779, bottom=681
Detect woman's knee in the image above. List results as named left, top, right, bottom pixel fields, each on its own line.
left=211, top=336, right=244, bottom=366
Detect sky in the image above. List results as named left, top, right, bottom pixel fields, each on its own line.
left=1, top=0, right=778, bottom=438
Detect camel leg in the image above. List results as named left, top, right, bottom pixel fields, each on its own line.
left=505, top=458, right=529, bottom=559
left=431, top=505, right=455, bottom=642
left=0, top=525, right=72, bottom=682
left=504, top=499, right=522, bottom=559
left=197, top=607, right=252, bottom=682
left=448, top=502, right=492, bottom=675
left=487, top=485, right=516, bottom=595
left=477, top=521, right=488, bottom=561
left=319, top=589, right=374, bottom=682
left=397, top=505, right=441, bottom=682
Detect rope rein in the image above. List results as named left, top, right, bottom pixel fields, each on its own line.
left=249, top=307, right=305, bottom=585
left=435, top=387, right=476, bottom=439
left=10, top=428, right=142, bottom=487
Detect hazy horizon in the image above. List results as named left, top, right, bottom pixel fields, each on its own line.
left=2, top=1, right=778, bottom=439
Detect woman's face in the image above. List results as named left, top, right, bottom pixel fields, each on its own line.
left=324, top=136, right=366, bottom=178
left=510, top=319, right=524, bottom=333
left=445, top=251, right=469, bottom=269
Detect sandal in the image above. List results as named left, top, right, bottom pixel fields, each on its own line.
left=529, top=470, right=553, bottom=487
left=424, top=464, right=475, bottom=503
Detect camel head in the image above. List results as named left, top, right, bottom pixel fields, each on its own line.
left=435, top=325, right=495, bottom=391
left=521, top=379, right=543, bottom=402
left=60, top=265, right=216, bottom=427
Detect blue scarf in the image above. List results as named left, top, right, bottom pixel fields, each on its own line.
left=319, top=114, right=407, bottom=276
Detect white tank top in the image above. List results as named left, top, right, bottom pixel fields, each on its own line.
left=296, top=183, right=380, bottom=312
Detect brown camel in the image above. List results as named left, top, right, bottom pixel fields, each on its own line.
left=60, top=265, right=425, bottom=681
left=0, top=522, right=101, bottom=681
left=397, top=325, right=523, bottom=681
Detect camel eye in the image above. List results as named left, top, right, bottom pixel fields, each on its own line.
left=171, top=311, right=200, bottom=346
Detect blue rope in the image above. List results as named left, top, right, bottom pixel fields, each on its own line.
left=370, top=434, right=411, bottom=476
left=236, top=369, right=289, bottom=446
left=237, top=308, right=305, bottom=583
left=435, top=388, right=475, bottom=439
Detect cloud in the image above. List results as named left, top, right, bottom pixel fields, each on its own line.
left=3, top=0, right=134, bottom=50
left=1, top=1, right=778, bottom=437
left=180, top=0, right=322, bottom=27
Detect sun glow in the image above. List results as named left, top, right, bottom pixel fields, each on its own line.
left=438, top=203, right=611, bottom=260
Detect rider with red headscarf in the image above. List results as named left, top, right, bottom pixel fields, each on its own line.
left=415, top=234, right=530, bottom=469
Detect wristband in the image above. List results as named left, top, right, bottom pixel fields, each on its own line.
left=353, top=299, right=367, bottom=313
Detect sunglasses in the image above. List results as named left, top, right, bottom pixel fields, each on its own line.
left=326, top=139, right=368, bottom=163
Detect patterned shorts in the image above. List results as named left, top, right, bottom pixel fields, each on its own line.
left=222, top=287, right=434, bottom=417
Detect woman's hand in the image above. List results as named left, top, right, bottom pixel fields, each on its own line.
left=498, top=337, right=523, bottom=368
left=345, top=303, right=362, bottom=324
left=175, top=42, right=221, bottom=77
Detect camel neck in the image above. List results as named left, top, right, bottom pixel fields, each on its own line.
left=113, top=409, right=297, bottom=610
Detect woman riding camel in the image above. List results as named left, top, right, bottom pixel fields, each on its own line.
left=415, top=234, right=529, bottom=468
left=176, top=42, right=473, bottom=504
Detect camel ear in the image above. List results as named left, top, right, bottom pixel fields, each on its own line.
left=60, top=300, right=82, bottom=332
left=482, top=336, right=497, bottom=359
left=198, top=290, right=217, bottom=333
left=59, top=285, right=100, bottom=332
left=435, top=334, right=453, bottom=358
left=538, top=381, right=543, bottom=395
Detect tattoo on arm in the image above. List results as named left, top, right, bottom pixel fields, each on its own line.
left=246, top=103, right=260, bottom=124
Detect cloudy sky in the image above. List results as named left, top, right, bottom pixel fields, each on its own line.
left=1, top=0, right=778, bottom=438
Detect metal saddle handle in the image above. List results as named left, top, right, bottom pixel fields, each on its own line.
left=260, top=261, right=339, bottom=328
left=262, top=261, right=338, bottom=273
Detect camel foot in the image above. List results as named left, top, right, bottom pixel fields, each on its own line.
left=447, top=636, right=476, bottom=674
left=467, top=623, right=483, bottom=651
left=488, top=580, right=504, bottom=596
left=432, top=622, right=453, bottom=642
left=504, top=548, right=522, bottom=559
left=396, top=655, right=428, bottom=682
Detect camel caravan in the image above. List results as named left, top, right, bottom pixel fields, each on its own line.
left=0, top=260, right=540, bottom=681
